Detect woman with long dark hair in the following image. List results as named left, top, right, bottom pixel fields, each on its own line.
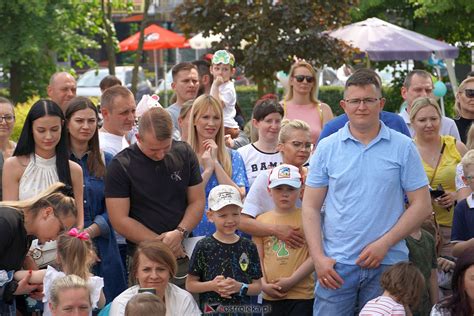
left=65, top=96, right=126, bottom=302
left=431, top=248, right=474, bottom=315
left=2, top=99, right=84, bottom=227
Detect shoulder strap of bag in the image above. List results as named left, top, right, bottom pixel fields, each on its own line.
left=429, top=141, right=446, bottom=187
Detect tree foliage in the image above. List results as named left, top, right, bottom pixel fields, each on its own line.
left=174, top=0, right=357, bottom=95
left=131, top=0, right=151, bottom=96
left=0, top=0, right=131, bottom=103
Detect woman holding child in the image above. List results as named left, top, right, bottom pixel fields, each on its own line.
left=240, top=119, right=312, bottom=247
left=411, top=97, right=467, bottom=257
left=187, top=94, right=249, bottom=237
left=0, top=183, right=77, bottom=315
left=282, top=60, right=333, bottom=144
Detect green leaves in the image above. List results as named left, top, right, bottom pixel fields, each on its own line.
left=174, top=0, right=356, bottom=95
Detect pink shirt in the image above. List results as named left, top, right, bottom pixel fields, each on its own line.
left=284, top=102, right=322, bottom=143
left=359, top=296, right=406, bottom=315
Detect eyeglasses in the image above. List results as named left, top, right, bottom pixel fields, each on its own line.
left=290, top=141, right=312, bottom=151
left=54, top=214, right=70, bottom=234
left=0, top=115, right=15, bottom=123
left=293, top=75, right=314, bottom=83
left=465, top=175, right=474, bottom=182
left=344, top=98, right=381, bottom=106
left=463, top=89, right=474, bottom=98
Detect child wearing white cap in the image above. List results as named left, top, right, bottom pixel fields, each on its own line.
left=186, top=185, right=262, bottom=312
left=253, top=164, right=315, bottom=315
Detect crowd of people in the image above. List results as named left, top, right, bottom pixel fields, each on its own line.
left=1, top=49, right=474, bottom=316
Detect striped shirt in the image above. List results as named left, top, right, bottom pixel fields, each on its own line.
left=359, top=296, right=406, bottom=315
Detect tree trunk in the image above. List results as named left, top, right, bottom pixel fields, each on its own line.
left=131, top=0, right=151, bottom=97
left=9, top=62, right=22, bottom=104
left=102, top=0, right=116, bottom=75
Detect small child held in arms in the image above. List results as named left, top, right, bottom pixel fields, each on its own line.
left=360, top=261, right=425, bottom=316
left=186, top=185, right=262, bottom=311
left=15, top=229, right=105, bottom=316
left=452, top=149, right=474, bottom=257
left=210, top=50, right=240, bottom=139
left=253, top=164, right=314, bottom=315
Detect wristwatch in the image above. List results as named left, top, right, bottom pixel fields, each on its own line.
left=239, top=283, right=249, bottom=296
left=176, top=226, right=189, bottom=239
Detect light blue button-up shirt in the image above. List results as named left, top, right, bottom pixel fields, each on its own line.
left=306, top=121, right=428, bottom=265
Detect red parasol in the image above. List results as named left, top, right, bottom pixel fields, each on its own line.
left=119, top=24, right=189, bottom=52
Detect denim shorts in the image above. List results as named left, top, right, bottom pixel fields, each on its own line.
left=313, top=263, right=389, bottom=315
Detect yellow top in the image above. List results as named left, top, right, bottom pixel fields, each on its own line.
left=253, top=208, right=314, bottom=300
left=421, top=135, right=461, bottom=227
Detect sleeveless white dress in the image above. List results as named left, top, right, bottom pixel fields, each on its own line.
left=19, top=154, right=59, bottom=200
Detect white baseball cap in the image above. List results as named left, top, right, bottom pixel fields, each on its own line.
left=208, top=185, right=243, bottom=211
left=268, top=164, right=302, bottom=189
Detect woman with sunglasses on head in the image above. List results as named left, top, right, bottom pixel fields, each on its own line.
left=282, top=60, right=333, bottom=144
left=65, top=97, right=127, bottom=303
left=454, top=77, right=474, bottom=144
left=0, top=97, right=17, bottom=200
left=411, top=97, right=467, bottom=257
left=2, top=99, right=84, bottom=228
left=0, top=183, right=77, bottom=315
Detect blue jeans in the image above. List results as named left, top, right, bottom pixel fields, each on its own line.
left=313, top=263, right=389, bottom=315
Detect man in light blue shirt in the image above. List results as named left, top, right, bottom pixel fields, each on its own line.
left=302, top=69, right=432, bottom=315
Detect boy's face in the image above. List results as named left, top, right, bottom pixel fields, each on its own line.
left=211, top=63, right=234, bottom=82
left=462, top=164, right=474, bottom=191
left=208, top=205, right=241, bottom=235
left=269, top=185, right=300, bottom=210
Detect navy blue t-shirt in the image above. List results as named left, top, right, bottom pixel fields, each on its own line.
left=188, top=236, right=262, bottom=309
left=452, top=198, right=474, bottom=242
left=318, top=110, right=411, bottom=143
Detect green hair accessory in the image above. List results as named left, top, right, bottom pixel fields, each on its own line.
left=212, top=50, right=235, bottom=66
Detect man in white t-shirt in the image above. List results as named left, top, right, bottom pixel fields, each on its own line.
left=399, top=69, right=460, bottom=140
left=98, top=85, right=136, bottom=273
left=166, top=62, right=199, bottom=140
left=99, top=85, right=136, bottom=155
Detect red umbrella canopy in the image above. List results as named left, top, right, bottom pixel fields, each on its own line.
left=119, top=24, right=189, bottom=52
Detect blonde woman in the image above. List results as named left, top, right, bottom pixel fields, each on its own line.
left=0, top=183, right=77, bottom=314
left=454, top=76, right=474, bottom=144
left=410, top=97, right=467, bottom=256
left=49, top=275, right=92, bottom=316
left=187, top=94, right=249, bottom=237
left=282, top=60, right=333, bottom=144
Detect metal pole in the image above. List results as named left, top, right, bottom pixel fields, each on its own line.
left=164, top=50, right=168, bottom=106
left=153, top=49, right=158, bottom=89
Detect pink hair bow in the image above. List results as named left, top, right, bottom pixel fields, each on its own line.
left=67, top=228, right=90, bottom=241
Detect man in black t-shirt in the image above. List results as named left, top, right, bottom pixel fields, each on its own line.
left=105, top=107, right=205, bottom=258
